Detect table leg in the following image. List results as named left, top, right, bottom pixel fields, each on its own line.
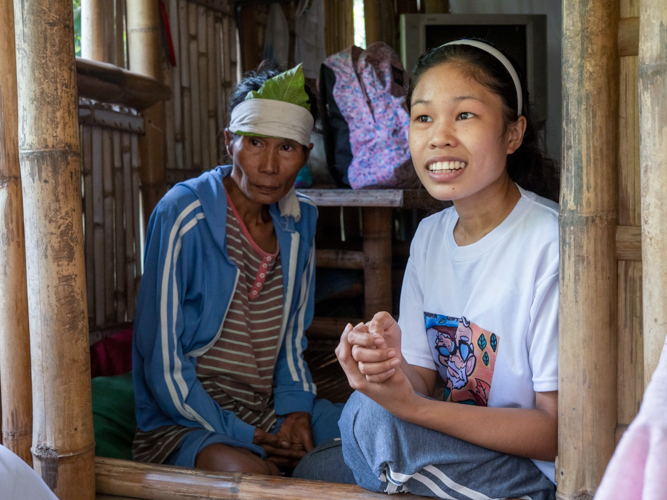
left=362, top=207, right=393, bottom=318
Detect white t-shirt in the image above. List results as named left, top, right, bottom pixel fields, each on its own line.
left=399, top=187, right=559, bottom=483
left=0, top=445, right=59, bottom=500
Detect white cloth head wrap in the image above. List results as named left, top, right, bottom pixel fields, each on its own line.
left=442, top=40, right=523, bottom=117
left=229, top=98, right=315, bottom=146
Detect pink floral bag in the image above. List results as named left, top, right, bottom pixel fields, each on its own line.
left=321, top=42, right=411, bottom=189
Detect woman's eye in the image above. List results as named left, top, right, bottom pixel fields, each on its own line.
left=250, top=139, right=261, bottom=146
left=457, top=112, right=474, bottom=120
left=415, top=115, right=432, bottom=123
left=281, top=144, right=295, bottom=152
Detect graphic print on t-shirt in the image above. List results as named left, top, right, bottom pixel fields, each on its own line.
left=424, top=313, right=499, bottom=406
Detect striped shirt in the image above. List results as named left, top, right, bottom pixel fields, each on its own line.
left=133, top=193, right=284, bottom=464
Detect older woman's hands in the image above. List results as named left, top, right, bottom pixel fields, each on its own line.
left=335, top=314, right=418, bottom=417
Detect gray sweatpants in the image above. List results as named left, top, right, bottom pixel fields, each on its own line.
left=295, top=391, right=555, bottom=500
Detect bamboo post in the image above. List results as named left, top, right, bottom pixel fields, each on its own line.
left=362, top=208, right=393, bottom=317
left=168, top=0, right=184, bottom=170
left=179, top=0, right=192, bottom=169
left=93, top=127, right=106, bottom=327
left=103, top=129, right=115, bottom=323
left=639, top=0, right=667, bottom=387
left=198, top=6, right=210, bottom=170
left=81, top=0, right=107, bottom=62
left=122, top=133, right=136, bottom=320
left=616, top=0, right=643, bottom=442
left=115, top=0, right=126, bottom=68
left=127, top=0, right=166, bottom=228
left=189, top=2, right=202, bottom=168
left=13, top=0, right=96, bottom=495
left=0, top=0, right=32, bottom=465
left=207, top=10, right=217, bottom=168
left=558, top=0, right=619, bottom=498
left=131, top=134, right=143, bottom=298
left=113, top=130, right=127, bottom=323
left=82, top=126, right=96, bottom=322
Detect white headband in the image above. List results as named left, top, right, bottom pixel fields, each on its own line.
left=443, top=40, right=523, bottom=116
left=229, top=99, right=314, bottom=146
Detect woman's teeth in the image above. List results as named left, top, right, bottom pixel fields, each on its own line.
left=428, top=161, right=467, bottom=172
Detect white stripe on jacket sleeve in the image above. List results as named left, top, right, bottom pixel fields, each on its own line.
left=159, top=201, right=214, bottom=431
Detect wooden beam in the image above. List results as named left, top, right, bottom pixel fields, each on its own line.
left=558, top=0, right=619, bottom=498
left=13, top=0, right=96, bottom=496
left=96, top=457, right=424, bottom=499
left=316, top=249, right=365, bottom=269
left=639, top=0, right=667, bottom=387
left=0, top=0, right=32, bottom=466
left=76, top=58, right=172, bottom=111
left=126, top=0, right=167, bottom=228
left=362, top=207, right=393, bottom=316
left=618, top=17, right=639, bottom=57
left=615, top=225, right=641, bottom=260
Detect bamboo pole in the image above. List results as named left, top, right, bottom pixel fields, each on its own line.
left=639, top=0, right=667, bottom=387
left=207, top=10, right=217, bottom=168
left=616, top=0, right=643, bottom=440
left=113, top=131, right=127, bottom=323
left=81, top=0, right=107, bottom=62
left=122, top=133, right=136, bottom=321
left=13, top=0, right=95, bottom=495
left=558, top=0, right=619, bottom=498
left=168, top=0, right=184, bottom=169
left=115, top=0, right=126, bottom=67
left=131, top=134, right=143, bottom=301
left=93, top=127, right=106, bottom=327
left=189, top=2, right=202, bottom=168
left=0, top=0, right=32, bottom=465
left=198, top=6, right=210, bottom=170
left=127, top=0, right=167, bottom=228
left=103, top=129, right=115, bottom=323
left=179, top=0, right=193, bottom=169
left=362, top=208, right=393, bottom=317
left=82, top=126, right=95, bottom=322
left=164, top=56, right=177, bottom=172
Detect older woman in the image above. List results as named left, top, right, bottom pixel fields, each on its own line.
left=132, top=64, right=341, bottom=475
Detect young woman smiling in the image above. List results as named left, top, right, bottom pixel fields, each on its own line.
left=296, top=41, right=560, bottom=500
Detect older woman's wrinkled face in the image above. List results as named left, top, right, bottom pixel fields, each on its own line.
left=224, top=130, right=311, bottom=205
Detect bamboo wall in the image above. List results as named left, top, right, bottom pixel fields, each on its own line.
left=79, top=103, right=144, bottom=330
left=163, top=0, right=240, bottom=180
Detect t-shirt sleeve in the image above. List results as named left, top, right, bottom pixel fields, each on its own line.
left=528, top=269, right=559, bottom=393
left=399, top=238, right=436, bottom=370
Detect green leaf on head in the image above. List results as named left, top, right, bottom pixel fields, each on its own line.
left=245, top=63, right=311, bottom=112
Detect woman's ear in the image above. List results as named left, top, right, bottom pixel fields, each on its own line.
left=224, top=129, right=234, bottom=156
left=506, top=116, right=527, bottom=155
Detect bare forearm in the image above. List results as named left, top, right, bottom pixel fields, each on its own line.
left=401, top=358, right=432, bottom=396
left=399, top=396, right=558, bottom=461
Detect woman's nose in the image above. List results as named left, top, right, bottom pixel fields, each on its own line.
left=429, top=120, right=458, bottom=149
left=259, top=149, right=279, bottom=174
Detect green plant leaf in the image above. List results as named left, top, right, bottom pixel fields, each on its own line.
left=245, top=63, right=310, bottom=111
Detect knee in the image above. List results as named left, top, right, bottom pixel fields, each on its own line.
left=195, top=443, right=279, bottom=475
left=339, top=391, right=396, bottom=441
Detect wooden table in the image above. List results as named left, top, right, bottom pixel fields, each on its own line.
left=297, top=189, right=443, bottom=337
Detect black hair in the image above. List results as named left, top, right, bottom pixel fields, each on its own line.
left=229, top=60, right=318, bottom=125
left=406, top=41, right=559, bottom=202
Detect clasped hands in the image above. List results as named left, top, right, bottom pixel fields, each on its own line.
left=335, top=311, right=417, bottom=416
left=253, top=411, right=313, bottom=468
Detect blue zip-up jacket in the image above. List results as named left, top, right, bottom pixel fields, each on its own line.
left=133, top=166, right=318, bottom=445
